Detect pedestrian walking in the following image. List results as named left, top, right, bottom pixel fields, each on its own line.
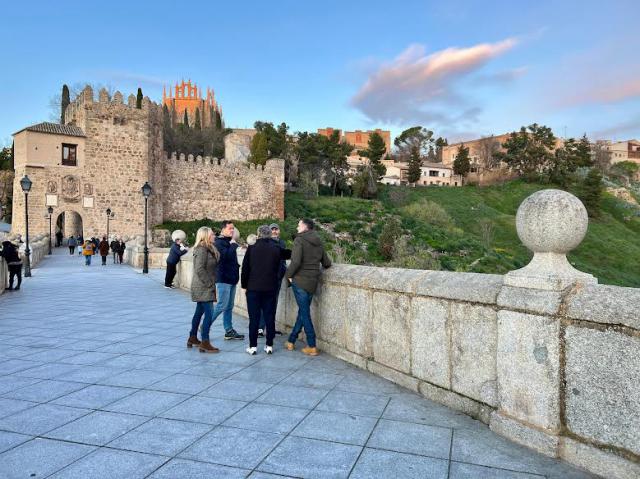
left=117, top=239, right=126, bottom=264
left=110, top=237, right=119, bottom=263
left=55, top=230, right=63, bottom=247
left=258, top=223, right=289, bottom=337
left=284, top=218, right=332, bottom=356
left=165, top=237, right=189, bottom=288
left=241, top=225, right=283, bottom=355
left=188, top=226, right=220, bottom=353
left=98, top=236, right=110, bottom=266
left=92, top=237, right=99, bottom=256
left=68, top=236, right=78, bottom=255
left=207, top=221, right=245, bottom=342
left=1, top=240, right=23, bottom=291
left=77, top=235, right=83, bottom=255
left=82, top=240, right=94, bottom=265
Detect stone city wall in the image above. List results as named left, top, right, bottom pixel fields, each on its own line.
left=162, top=154, right=285, bottom=222
left=162, top=189, right=639, bottom=479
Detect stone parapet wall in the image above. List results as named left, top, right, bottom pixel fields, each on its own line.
left=169, top=252, right=639, bottom=478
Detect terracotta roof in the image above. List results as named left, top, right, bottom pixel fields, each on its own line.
left=13, top=122, right=86, bottom=138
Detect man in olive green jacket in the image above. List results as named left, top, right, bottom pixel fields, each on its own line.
left=285, top=218, right=331, bottom=356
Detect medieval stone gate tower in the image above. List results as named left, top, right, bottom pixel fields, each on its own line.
left=12, top=86, right=164, bottom=240
left=11, top=84, right=284, bottom=241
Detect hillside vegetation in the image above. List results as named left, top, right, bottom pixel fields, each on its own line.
left=157, top=180, right=640, bottom=288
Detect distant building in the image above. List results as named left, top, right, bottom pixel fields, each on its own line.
left=162, top=79, right=222, bottom=128
left=606, top=140, right=640, bottom=164
left=318, top=128, right=392, bottom=155
left=380, top=160, right=462, bottom=187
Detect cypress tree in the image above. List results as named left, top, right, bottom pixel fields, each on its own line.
left=194, top=108, right=201, bottom=130
left=183, top=110, right=189, bottom=128
left=581, top=168, right=603, bottom=217
left=453, top=143, right=471, bottom=177
left=407, top=146, right=422, bottom=184
left=61, top=84, right=70, bottom=124
left=215, top=110, right=222, bottom=130
left=136, top=88, right=143, bottom=109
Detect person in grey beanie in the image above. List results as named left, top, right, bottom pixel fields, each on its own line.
left=241, top=225, right=284, bottom=355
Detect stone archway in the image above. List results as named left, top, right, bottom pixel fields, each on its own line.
left=56, top=210, right=84, bottom=240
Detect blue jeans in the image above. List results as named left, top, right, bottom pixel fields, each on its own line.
left=191, top=301, right=214, bottom=340
left=84, top=255, right=91, bottom=266
left=212, top=283, right=236, bottom=332
left=288, top=283, right=315, bottom=348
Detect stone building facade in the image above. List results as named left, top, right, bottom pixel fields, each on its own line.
left=11, top=85, right=284, bottom=240
left=162, top=79, right=222, bottom=128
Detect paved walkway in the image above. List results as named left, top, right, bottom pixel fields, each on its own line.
left=0, top=248, right=594, bottom=479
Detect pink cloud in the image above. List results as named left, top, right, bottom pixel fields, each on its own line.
left=562, top=78, right=640, bottom=107
left=350, top=38, right=519, bottom=127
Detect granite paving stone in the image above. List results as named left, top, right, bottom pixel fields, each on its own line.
left=258, top=436, right=362, bottom=479
left=147, top=372, right=222, bottom=395
left=201, top=378, right=274, bottom=401
left=159, top=396, right=247, bottom=425
left=349, top=447, right=449, bottom=479
left=223, top=402, right=309, bottom=434
left=51, top=384, right=136, bottom=409
left=109, top=418, right=212, bottom=456
left=3, top=379, right=87, bottom=403
left=0, top=430, right=32, bottom=454
left=0, top=403, right=90, bottom=435
left=316, top=389, right=389, bottom=417
left=292, top=410, right=378, bottom=446
left=0, top=398, right=38, bottom=418
left=48, top=448, right=168, bottom=479
left=449, top=462, right=545, bottom=478
left=102, top=389, right=190, bottom=416
left=179, top=425, right=283, bottom=468
left=0, top=438, right=95, bottom=479
left=256, top=384, right=329, bottom=409
left=148, top=458, right=250, bottom=479
left=44, top=410, right=148, bottom=445
left=367, top=418, right=452, bottom=458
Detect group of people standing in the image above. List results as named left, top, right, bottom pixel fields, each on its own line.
left=181, top=219, right=331, bottom=356
left=67, top=235, right=125, bottom=266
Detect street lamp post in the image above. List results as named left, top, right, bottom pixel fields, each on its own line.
left=141, top=182, right=152, bottom=274
left=106, top=208, right=112, bottom=240
left=20, top=175, right=32, bottom=277
left=47, top=206, right=53, bottom=255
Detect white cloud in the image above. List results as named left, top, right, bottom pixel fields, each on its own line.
left=350, top=38, right=520, bottom=129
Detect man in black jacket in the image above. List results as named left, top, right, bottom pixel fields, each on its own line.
left=213, top=221, right=244, bottom=340
left=241, top=225, right=282, bottom=355
left=1, top=241, right=23, bottom=291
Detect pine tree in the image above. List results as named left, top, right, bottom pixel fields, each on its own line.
left=576, top=134, right=593, bottom=167
left=453, top=143, right=471, bottom=177
left=407, top=146, right=422, bottom=184
left=61, top=84, right=70, bottom=124
left=248, top=132, right=269, bottom=166
left=194, top=108, right=201, bottom=130
left=183, top=110, right=189, bottom=128
left=136, top=88, right=143, bottom=109
left=580, top=168, right=603, bottom=217
left=359, top=132, right=387, bottom=180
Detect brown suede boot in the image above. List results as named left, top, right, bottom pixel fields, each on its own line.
left=301, top=346, right=319, bottom=356
left=187, top=336, right=201, bottom=348
left=199, top=340, right=220, bottom=353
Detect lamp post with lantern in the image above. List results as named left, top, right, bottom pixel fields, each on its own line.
left=20, top=175, right=32, bottom=277
left=141, top=182, right=152, bottom=274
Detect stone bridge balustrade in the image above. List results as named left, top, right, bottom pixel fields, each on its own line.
left=126, top=189, right=638, bottom=479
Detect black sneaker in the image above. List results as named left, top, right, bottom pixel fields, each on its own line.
left=225, top=329, right=245, bottom=340
left=257, top=329, right=265, bottom=338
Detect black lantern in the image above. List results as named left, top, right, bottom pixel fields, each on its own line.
left=20, top=175, right=32, bottom=277
left=106, top=208, right=114, bottom=240
left=141, top=182, right=152, bottom=273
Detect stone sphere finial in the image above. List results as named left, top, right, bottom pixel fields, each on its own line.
left=171, top=230, right=187, bottom=243
left=505, top=189, right=596, bottom=291
left=516, top=189, right=588, bottom=255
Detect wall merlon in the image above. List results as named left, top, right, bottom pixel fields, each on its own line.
left=112, top=91, right=123, bottom=104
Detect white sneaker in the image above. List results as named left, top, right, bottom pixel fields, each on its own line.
left=264, top=346, right=273, bottom=355
left=246, top=346, right=257, bottom=355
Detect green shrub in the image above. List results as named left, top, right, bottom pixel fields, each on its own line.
left=400, top=199, right=453, bottom=228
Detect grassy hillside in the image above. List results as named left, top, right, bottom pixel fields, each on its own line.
left=157, top=180, right=640, bottom=287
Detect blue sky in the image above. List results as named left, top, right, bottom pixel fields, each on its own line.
left=1, top=0, right=638, bottom=146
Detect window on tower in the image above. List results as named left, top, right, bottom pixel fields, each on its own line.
left=62, top=144, right=77, bottom=166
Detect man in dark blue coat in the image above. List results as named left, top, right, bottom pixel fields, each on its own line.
left=164, top=237, right=188, bottom=288
left=212, top=221, right=245, bottom=340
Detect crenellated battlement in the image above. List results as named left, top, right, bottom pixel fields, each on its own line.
left=64, top=85, right=162, bottom=127
left=164, top=151, right=284, bottom=173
